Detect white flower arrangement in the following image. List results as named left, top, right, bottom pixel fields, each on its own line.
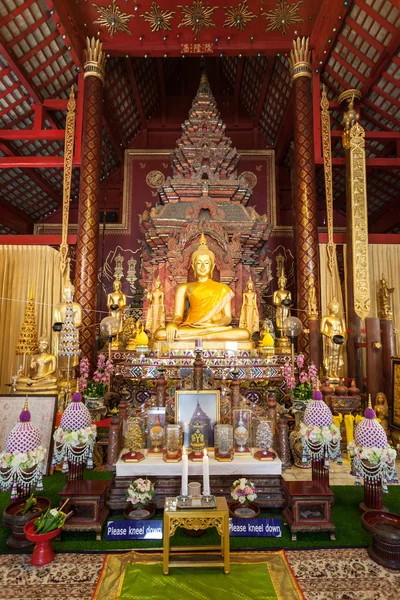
left=347, top=441, right=397, bottom=465
left=53, top=424, right=97, bottom=447
left=230, top=478, right=257, bottom=504
left=300, top=423, right=342, bottom=468
left=52, top=424, right=97, bottom=473
left=0, top=446, right=47, bottom=470
left=300, top=423, right=341, bottom=444
left=126, top=478, right=155, bottom=509
left=347, top=440, right=398, bottom=492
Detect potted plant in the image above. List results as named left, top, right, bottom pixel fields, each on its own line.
left=229, top=478, right=259, bottom=518
left=24, top=501, right=72, bottom=566
left=124, top=478, right=156, bottom=520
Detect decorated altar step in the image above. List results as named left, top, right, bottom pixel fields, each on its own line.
left=107, top=453, right=284, bottom=511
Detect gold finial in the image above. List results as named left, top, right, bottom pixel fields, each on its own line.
left=29, top=286, right=34, bottom=300
left=315, top=379, right=320, bottom=391
left=289, top=37, right=312, bottom=80
left=24, top=395, right=29, bottom=411
left=199, top=231, right=207, bottom=246
left=84, top=37, right=106, bottom=83
left=368, top=394, right=372, bottom=409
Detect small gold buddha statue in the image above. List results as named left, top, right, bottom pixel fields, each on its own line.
left=306, top=273, right=318, bottom=320
left=107, top=277, right=127, bottom=349
left=320, top=298, right=347, bottom=381
left=16, top=336, right=58, bottom=394
left=374, top=392, right=389, bottom=437
left=154, top=233, right=251, bottom=346
left=145, top=277, right=166, bottom=335
left=273, top=272, right=291, bottom=348
left=239, top=279, right=259, bottom=335
left=378, top=275, right=394, bottom=320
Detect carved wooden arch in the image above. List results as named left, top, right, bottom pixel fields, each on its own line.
left=184, top=197, right=226, bottom=220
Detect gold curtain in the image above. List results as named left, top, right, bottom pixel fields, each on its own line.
left=367, top=244, right=400, bottom=353
left=319, top=243, right=347, bottom=376
left=0, top=246, right=62, bottom=393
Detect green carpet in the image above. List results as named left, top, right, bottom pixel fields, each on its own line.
left=1, top=470, right=399, bottom=552
left=93, top=551, right=303, bottom=600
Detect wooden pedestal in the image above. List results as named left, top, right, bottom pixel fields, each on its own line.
left=283, top=480, right=336, bottom=541
left=59, top=480, right=110, bottom=541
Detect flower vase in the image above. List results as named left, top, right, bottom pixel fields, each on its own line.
left=123, top=503, right=156, bottom=520
left=23, top=519, right=62, bottom=566
left=229, top=502, right=260, bottom=518
left=289, top=411, right=310, bottom=469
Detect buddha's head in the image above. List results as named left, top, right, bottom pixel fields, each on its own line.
left=327, top=298, right=340, bottom=315
left=63, top=279, right=75, bottom=303
left=375, top=392, right=387, bottom=407
left=191, top=233, right=215, bottom=278
left=154, top=277, right=161, bottom=289
left=278, top=275, right=287, bottom=289
left=38, top=337, right=49, bottom=353
left=113, top=278, right=122, bottom=292
left=246, top=280, right=254, bottom=291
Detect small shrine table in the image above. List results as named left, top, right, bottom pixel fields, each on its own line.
left=163, top=496, right=230, bottom=575
left=283, top=480, right=336, bottom=541
left=59, top=480, right=110, bottom=541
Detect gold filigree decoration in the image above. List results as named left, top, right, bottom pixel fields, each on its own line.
left=349, top=122, right=370, bottom=320
left=84, top=37, right=107, bottom=82
left=169, top=516, right=224, bottom=536
left=93, top=0, right=134, bottom=37
left=238, top=171, right=257, bottom=190
left=140, top=2, right=175, bottom=32
left=289, top=36, right=311, bottom=79
left=262, top=0, right=303, bottom=35
left=178, top=0, right=219, bottom=38
left=320, top=85, right=335, bottom=276
left=223, top=0, right=256, bottom=31
left=146, top=170, right=166, bottom=188
left=60, top=87, right=76, bottom=275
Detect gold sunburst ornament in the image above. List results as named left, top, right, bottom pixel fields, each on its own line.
left=140, top=2, right=175, bottom=32
left=93, top=0, right=134, bottom=37
left=178, top=0, right=219, bottom=38
left=262, top=0, right=303, bottom=35
left=223, top=0, right=256, bottom=31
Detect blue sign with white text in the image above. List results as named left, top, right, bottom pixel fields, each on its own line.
left=229, top=518, right=282, bottom=537
left=106, top=520, right=163, bottom=540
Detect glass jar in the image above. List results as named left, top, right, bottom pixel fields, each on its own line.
left=189, top=421, right=207, bottom=461
left=233, top=408, right=252, bottom=455
left=163, top=424, right=182, bottom=462
left=214, top=424, right=233, bottom=462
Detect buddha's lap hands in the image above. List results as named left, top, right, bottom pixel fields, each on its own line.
left=166, top=322, right=178, bottom=343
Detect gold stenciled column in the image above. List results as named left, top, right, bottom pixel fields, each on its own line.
left=339, top=89, right=369, bottom=387
left=75, top=38, right=107, bottom=360
left=289, top=37, right=320, bottom=365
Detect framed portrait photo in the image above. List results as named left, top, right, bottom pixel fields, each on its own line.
left=175, top=390, right=220, bottom=447
left=0, top=394, right=58, bottom=475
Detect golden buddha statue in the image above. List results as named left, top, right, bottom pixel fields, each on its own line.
left=239, top=279, right=259, bottom=335
left=145, top=277, right=166, bottom=335
left=320, top=298, right=347, bottom=380
left=272, top=272, right=291, bottom=349
left=374, top=392, right=389, bottom=437
left=378, top=275, right=394, bottom=320
left=53, top=275, right=82, bottom=368
left=16, top=336, right=58, bottom=394
left=107, top=277, right=127, bottom=348
left=154, top=233, right=251, bottom=346
left=306, top=273, right=318, bottom=319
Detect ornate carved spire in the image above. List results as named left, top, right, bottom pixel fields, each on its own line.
left=84, top=37, right=107, bottom=83
left=289, top=37, right=311, bottom=80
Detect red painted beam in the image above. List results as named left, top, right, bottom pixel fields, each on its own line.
left=0, top=234, right=77, bottom=245
left=0, top=199, right=34, bottom=235
left=330, top=130, right=400, bottom=140
left=0, top=157, right=79, bottom=168
left=318, top=233, right=400, bottom=244
left=0, top=130, right=65, bottom=141
left=315, top=157, right=400, bottom=168
left=310, top=0, right=350, bottom=69
left=103, top=40, right=294, bottom=56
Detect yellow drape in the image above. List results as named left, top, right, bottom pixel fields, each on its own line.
left=0, top=246, right=62, bottom=393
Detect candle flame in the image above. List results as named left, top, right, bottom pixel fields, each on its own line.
left=203, top=448, right=207, bottom=456
left=182, top=446, right=186, bottom=455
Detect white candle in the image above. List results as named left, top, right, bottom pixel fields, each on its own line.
left=181, top=446, right=188, bottom=497
left=202, top=448, right=210, bottom=496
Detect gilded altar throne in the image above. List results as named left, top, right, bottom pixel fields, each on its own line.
left=138, top=73, right=272, bottom=349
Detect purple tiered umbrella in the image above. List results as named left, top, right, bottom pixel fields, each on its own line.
left=52, top=392, right=96, bottom=480
left=0, top=397, right=47, bottom=499
left=348, top=397, right=397, bottom=511
left=300, top=384, right=342, bottom=486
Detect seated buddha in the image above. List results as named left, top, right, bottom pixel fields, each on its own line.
left=16, top=336, right=58, bottom=394
left=154, top=233, right=250, bottom=344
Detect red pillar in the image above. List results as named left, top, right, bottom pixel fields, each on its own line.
left=75, top=38, right=107, bottom=360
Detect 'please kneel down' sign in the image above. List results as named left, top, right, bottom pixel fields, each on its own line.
left=106, top=518, right=282, bottom=540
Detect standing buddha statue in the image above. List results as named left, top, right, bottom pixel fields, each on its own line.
left=107, top=277, right=127, bottom=349
left=320, top=298, right=347, bottom=381
left=239, top=279, right=259, bottom=335
left=145, top=277, right=166, bottom=335
left=53, top=275, right=82, bottom=368
left=272, top=271, right=291, bottom=349
left=378, top=275, right=394, bottom=320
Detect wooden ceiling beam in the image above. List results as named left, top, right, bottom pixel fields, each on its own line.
left=125, top=58, right=147, bottom=130
left=311, top=0, right=351, bottom=69
left=253, top=58, right=275, bottom=128
left=157, top=58, right=167, bottom=127
left=234, top=56, right=244, bottom=126
left=0, top=197, right=34, bottom=234
left=0, top=34, right=59, bottom=130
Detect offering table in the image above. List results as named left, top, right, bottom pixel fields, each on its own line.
left=163, top=496, right=230, bottom=575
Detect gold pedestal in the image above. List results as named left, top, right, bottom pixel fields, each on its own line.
left=163, top=496, right=230, bottom=575
left=149, top=340, right=254, bottom=351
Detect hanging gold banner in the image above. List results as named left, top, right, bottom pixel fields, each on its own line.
left=320, top=85, right=335, bottom=275
left=349, top=122, right=370, bottom=320
left=60, top=87, right=76, bottom=275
